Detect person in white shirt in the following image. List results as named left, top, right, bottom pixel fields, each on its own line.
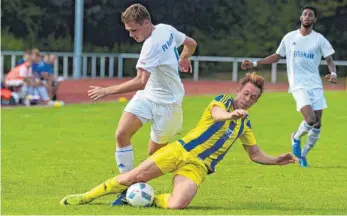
left=87, top=3, right=197, bottom=178
left=241, top=5, right=337, bottom=168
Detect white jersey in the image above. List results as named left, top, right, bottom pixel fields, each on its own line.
left=276, top=30, right=335, bottom=91
left=136, top=24, right=186, bottom=104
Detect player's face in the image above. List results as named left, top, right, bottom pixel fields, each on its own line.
left=25, top=59, right=32, bottom=66
left=300, top=9, right=316, bottom=28
left=49, top=55, right=56, bottom=64
left=23, top=54, right=31, bottom=62
left=235, top=83, right=261, bottom=109
left=124, top=20, right=150, bottom=42
left=31, top=54, right=41, bottom=63
left=44, top=55, right=50, bottom=62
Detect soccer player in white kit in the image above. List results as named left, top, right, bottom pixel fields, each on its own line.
left=241, top=5, right=337, bottom=167
left=88, top=4, right=197, bottom=177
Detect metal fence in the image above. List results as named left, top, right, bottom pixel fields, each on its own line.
left=1, top=51, right=347, bottom=83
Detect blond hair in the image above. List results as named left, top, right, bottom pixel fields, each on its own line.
left=121, top=4, right=151, bottom=24
left=239, top=72, right=265, bottom=96
left=31, top=48, right=41, bottom=57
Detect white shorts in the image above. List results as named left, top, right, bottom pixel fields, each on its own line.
left=292, top=88, right=327, bottom=112
left=6, top=80, right=24, bottom=87
left=124, top=94, right=183, bottom=144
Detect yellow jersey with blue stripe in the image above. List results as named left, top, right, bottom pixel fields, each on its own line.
left=178, top=94, right=257, bottom=173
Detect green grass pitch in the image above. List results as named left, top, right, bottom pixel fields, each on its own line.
left=2, top=92, right=347, bottom=215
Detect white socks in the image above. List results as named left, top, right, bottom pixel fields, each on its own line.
left=115, top=145, right=134, bottom=173
left=301, top=128, right=321, bottom=158
left=294, top=121, right=312, bottom=141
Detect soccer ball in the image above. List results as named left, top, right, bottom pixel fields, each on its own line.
left=126, top=182, right=154, bottom=207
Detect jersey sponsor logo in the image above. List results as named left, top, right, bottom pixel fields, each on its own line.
left=293, top=51, right=314, bottom=59
left=221, top=128, right=234, bottom=141
left=161, top=33, right=174, bottom=52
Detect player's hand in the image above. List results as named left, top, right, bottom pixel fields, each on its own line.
left=325, top=72, right=337, bottom=84
left=275, top=152, right=298, bottom=165
left=179, top=58, right=192, bottom=73
left=241, top=60, right=254, bottom=70
left=88, top=86, right=108, bottom=101
left=230, top=109, right=248, bottom=120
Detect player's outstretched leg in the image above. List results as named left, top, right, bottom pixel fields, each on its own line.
left=110, top=157, right=165, bottom=206
left=61, top=158, right=164, bottom=206
left=60, top=177, right=129, bottom=205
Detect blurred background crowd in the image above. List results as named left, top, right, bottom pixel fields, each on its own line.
left=1, top=48, right=64, bottom=106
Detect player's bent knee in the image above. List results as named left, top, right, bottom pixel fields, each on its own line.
left=115, top=130, right=130, bottom=147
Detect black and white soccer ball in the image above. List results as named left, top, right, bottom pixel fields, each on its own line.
left=126, top=182, right=154, bottom=207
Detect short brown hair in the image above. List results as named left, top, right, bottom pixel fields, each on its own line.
left=302, top=5, right=317, bottom=18
left=239, top=72, right=265, bottom=96
left=121, top=4, right=151, bottom=24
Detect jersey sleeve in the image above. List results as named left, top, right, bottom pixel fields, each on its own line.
left=320, top=37, right=335, bottom=58
left=208, top=94, right=233, bottom=111
left=239, top=119, right=257, bottom=146
left=136, top=42, right=160, bottom=73
left=276, top=36, right=287, bottom=57
left=168, top=25, right=186, bottom=47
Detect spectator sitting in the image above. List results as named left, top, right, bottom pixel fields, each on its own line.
left=5, top=57, right=51, bottom=106
left=36, top=53, right=62, bottom=100
left=16, top=49, right=31, bottom=66
left=5, top=60, right=33, bottom=93
left=31, top=48, right=45, bottom=74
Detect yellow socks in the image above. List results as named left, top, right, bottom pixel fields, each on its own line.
left=153, top=193, right=171, bottom=209
left=84, top=177, right=129, bottom=200
left=82, top=177, right=172, bottom=209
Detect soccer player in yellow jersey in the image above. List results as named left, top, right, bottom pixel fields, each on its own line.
left=61, top=72, right=297, bottom=209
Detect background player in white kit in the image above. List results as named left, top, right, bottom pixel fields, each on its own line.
left=241, top=5, right=337, bottom=167
left=88, top=3, right=197, bottom=177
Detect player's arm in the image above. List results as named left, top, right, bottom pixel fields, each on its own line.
left=104, top=68, right=150, bottom=94
left=178, top=37, right=197, bottom=73
left=324, top=55, right=337, bottom=83
left=172, top=25, right=197, bottom=73
left=211, top=105, right=248, bottom=122
left=243, top=144, right=297, bottom=165
left=253, top=53, right=281, bottom=66
left=241, top=53, right=281, bottom=70
left=180, top=37, right=197, bottom=60
left=320, top=37, right=336, bottom=83
left=242, top=35, right=287, bottom=70
left=88, top=69, right=150, bottom=100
